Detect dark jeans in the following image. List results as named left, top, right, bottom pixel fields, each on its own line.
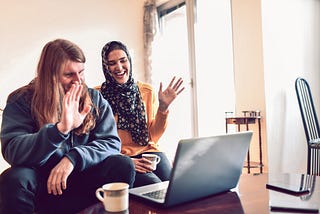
left=132, top=152, right=172, bottom=187
left=0, top=154, right=135, bottom=214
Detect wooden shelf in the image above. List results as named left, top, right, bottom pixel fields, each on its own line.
left=226, top=116, right=263, bottom=174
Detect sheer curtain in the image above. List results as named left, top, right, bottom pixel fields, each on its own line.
left=143, top=0, right=158, bottom=84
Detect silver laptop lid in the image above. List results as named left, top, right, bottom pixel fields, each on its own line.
left=164, top=131, right=253, bottom=206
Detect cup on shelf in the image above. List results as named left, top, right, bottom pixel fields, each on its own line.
left=242, top=110, right=261, bottom=117
left=225, top=111, right=234, bottom=118
left=242, top=111, right=250, bottom=117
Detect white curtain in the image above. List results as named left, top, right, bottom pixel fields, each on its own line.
left=143, top=0, right=158, bottom=84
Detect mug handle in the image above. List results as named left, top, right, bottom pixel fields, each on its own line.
left=95, top=188, right=105, bottom=202
left=156, top=156, right=161, bottom=164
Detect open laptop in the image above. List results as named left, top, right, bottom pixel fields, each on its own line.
left=129, top=131, right=253, bottom=207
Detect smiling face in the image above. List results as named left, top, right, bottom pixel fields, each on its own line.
left=106, top=49, right=130, bottom=84
left=59, top=60, right=85, bottom=92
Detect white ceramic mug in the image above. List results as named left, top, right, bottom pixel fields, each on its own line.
left=95, top=182, right=129, bottom=212
left=142, top=154, right=161, bottom=170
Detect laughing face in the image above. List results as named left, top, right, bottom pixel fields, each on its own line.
left=106, top=49, right=130, bottom=84
left=59, top=60, right=85, bottom=93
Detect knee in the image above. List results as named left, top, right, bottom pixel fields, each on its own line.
left=0, top=167, right=38, bottom=192
left=107, top=155, right=135, bottom=173
left=104, top=155, right=136, bottom=187
left=0, top=167, right=39, bottom=213
left=134, top=172, right=161, bottom=188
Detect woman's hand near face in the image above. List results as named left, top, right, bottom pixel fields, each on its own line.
left=158, top=76, right=185, bottom=113
left=57, top=83, right=91, bottom=134
left=132, top=158, right=154, bottom=173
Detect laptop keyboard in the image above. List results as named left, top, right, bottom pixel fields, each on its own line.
left=142, top=188, right=167, bottom=200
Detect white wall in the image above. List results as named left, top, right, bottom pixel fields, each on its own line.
left=262, top=0, right=320, bottom=173
left=0, top=0, right=145, bottom=108
left=0, top=0, right=145, bottom=172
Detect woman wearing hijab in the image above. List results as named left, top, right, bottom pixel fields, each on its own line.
left=100, top=41, right=184, bottom=187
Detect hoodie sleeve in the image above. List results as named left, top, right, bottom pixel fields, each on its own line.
left=1, top=95, right=68, bottom=167
left=1, top=89, right=121, bottom=171
left=65, top=89, right=121, bottom=171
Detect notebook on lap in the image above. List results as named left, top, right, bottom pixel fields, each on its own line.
left=129, top=131, right=253, bottom=207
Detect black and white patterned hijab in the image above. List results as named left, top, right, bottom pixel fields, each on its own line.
left=101, top=41, right=149, bottom=146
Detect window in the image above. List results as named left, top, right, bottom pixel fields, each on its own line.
left=152, top=0, right=235, bottom=160
left=152, top=2, right=192, bottom=160
left=194, top=0, right=235, bottom=136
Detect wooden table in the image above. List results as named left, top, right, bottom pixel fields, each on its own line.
left=79, top=174, right=270, bottom=214
left=226, top=116, right=263, bottom=174
left=79, top=173, right=320, bottom=214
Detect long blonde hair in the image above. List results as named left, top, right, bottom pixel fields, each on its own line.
left=9, top=39, right=97, bottom=134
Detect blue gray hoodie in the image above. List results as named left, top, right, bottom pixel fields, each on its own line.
left=1, top=88, right=121, bottom=171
